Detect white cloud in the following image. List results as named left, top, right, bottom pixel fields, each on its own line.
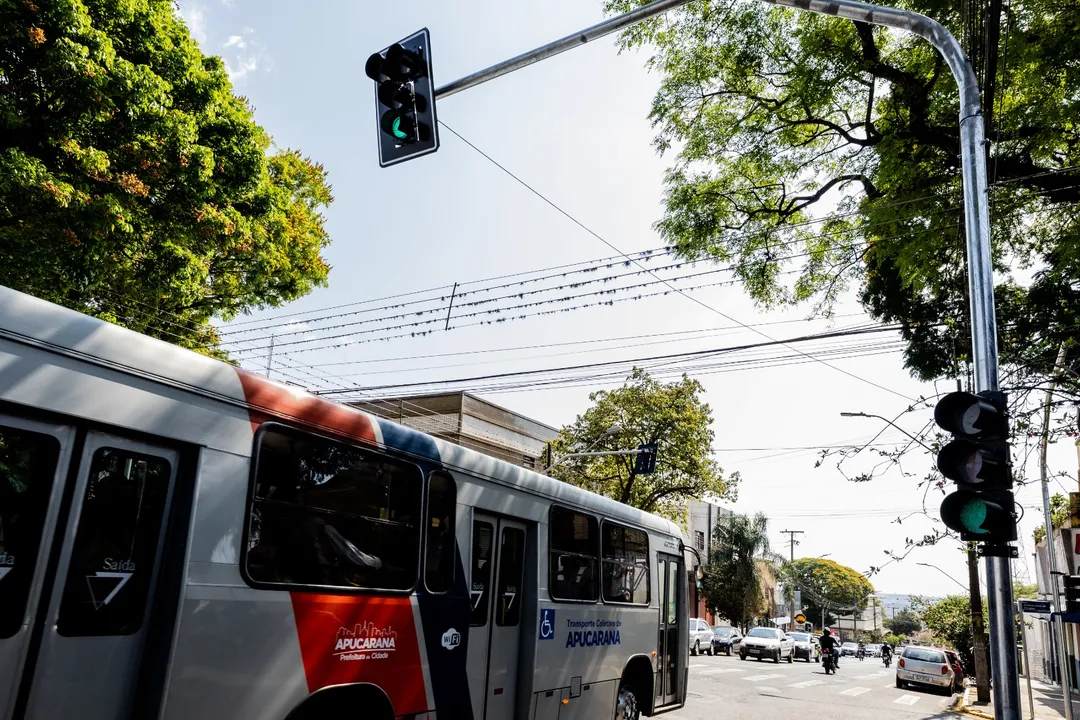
left=176, top=3, right=207, bottom=45
left=222, top=27, right=271, bottom=83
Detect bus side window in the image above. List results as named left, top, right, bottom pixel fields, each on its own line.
left=495, top=527, right=524, bottom=626
left=470, top=521, right=494, bottom=626
left=601, top=521, right=649, bottom=605
left=244, top=425, right=423, bottom=592
left=548, top=506, right=598, bottom=603
left=424, top=472, right=456, bottom=593
left=0, top=425, right=61, bottom=639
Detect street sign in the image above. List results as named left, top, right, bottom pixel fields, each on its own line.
left=1018, top=600, right=1052, bottom=614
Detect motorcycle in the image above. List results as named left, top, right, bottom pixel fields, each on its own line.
left=822, top=649, right=836, bottom=675
left=883, top=652, right=892, bottom=668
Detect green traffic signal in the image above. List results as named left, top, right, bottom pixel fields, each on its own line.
left=956, top=497, right=989, bottom=535
left=391, top=116, right=407, bottom=139
left=939, top=489, right=1015, bottom=541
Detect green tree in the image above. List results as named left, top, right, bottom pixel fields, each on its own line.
left=700, top=512, right=772, bottom=630
left=548, top=368, right=738, bottom=521
left=788, top=557, right=873, bottom=629
left=916, top=594, right=986, bottom=672
left=1033, top=493, right=1068, bottom=543
left=604, top=0, right=1080, bottom=383
left=885, top=609, right=921, bottom=637
left=0, top=0, right=332, bottom=354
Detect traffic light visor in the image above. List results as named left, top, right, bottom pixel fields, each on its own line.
left=934, top=392, right=1003, bottom=437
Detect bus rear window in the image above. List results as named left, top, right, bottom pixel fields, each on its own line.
left=245, top=426, right=423, bottom=592
left=548, top=506, right=598, bottom=602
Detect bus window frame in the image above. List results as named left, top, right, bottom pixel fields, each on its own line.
left=422, top=470, right=457, bottom=595
left=547, top=504, right=600, bottom=604
left=599, top=519, right=650, bottom=606
left=240, top=421, right=424, bottom=595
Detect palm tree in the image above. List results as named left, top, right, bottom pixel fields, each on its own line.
left=702, top=512, right=775, bottom=631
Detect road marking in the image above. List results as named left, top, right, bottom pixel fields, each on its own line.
left=757, top=686, right=780, bottom=693
left=789, top=680, right=826, bottom=688
left=839, top=686, right=872, bottom=696
left=697, top=668, right=745, bottom=675
left=894, top=695, right=921, bottom=705
left=743, top=674, right=785, bottom=682
left=689, top=663, right=710, bottom=668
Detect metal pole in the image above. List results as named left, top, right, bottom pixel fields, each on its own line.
left=1018, top=603, right=1036, bottom=720
left=969, top=546, right=992, bottom=703
left=437, top=0, right=1008, bottom=708
left=1043, top=344, right=1069, bottom=703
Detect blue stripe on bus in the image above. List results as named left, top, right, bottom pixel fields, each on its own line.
left=376, top=419, right=442, bottom=463
left=416, top=551, right=474, bottom=717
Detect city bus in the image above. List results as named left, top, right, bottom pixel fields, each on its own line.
left=0, top=286, right=689, bottom=720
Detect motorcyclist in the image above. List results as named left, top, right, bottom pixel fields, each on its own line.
left=857, top=641, right=866, bottom=660
left=881, top=642, right=893, bottom=665
left=819, top=628, right=839, bottom=669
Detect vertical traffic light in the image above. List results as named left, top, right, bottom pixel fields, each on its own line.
left=365, top=29, right=439, bottom=167
left=934, top=391, right=1017, bottom=543
left=634, top=443, right=658, bottom=475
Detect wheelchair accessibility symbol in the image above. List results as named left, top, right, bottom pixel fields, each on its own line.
left=539, top=609, right=555, bottom=640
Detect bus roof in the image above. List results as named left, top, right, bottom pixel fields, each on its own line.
left=0, top=286, right=682, bottom=539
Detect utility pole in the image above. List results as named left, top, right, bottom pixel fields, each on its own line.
left=969, top=544, right=992, bottom=702
left=780, top=529, right=804, bottom=630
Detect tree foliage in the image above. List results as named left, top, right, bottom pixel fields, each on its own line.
left=915, top=593, right=985, bottom=671
left=606, top=0, right=1080, bottom=384
left=549, top=368, right=738, bottom=521
left=700, top=512, right=772, bottom=629
left=885, top=609, right=922, bottom=636
left=1033, top=493, right=1068, bottom=543
left=0, top=0, right=332, bottom=354
left=788, top=557, right=873, bottom=628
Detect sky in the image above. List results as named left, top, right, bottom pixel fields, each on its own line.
left=175, top=0, right=1077, bottom=600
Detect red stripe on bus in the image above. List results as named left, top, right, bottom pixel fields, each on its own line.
left=235, top=369, right=378, bottom=443
left=290, top=593, right=426, bottom=715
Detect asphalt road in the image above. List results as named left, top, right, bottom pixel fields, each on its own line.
left=663, top=651, right=958, bottom=720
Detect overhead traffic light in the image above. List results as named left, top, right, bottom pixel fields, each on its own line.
left=934, top=391, right=1017, bottom=543
left=634, top=443, right=658, bottom=475
left=365, top=29, right=439, bottom=167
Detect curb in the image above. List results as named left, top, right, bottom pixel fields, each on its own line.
left=951, top=689, right=994, bottom=720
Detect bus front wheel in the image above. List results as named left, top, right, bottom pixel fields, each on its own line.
left=615, top=681, right=641, bottom=720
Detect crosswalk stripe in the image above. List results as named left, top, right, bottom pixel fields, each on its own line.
left=789, top=680, right=826, bottom=688
left=689, top=663, right=710, bottom=668
left=697, top=668, right=745, bottom=675
left=743, top=674, right=784, bottom=682
left=839, top=686, right=872, bottom=696
left=894, top=695, right=920, bottom=705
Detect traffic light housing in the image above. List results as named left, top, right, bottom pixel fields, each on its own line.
left=634, top=443, right=658, bottom=475
left=365, top=29, right=439, bottom=167
left=1065, top=576, right=1080, bottom=615
left=934, top=391, right=1016, bottom=543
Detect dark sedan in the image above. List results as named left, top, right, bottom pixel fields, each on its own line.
left=711, top=626, right=742, bottom=656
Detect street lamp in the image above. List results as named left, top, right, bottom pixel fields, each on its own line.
left=917, top=562, right=969, bottom=591
left=839, top=411, right=933, bottom=451
left=543, top=423, right=622, bottom=473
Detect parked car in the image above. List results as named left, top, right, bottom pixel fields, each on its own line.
left=739, top=627, right=796, bottom=663
left=789, top=632, right=820, bottom=662
left=689, top=617, right=714, bottom=656
left=944, top=650, right=966, bottom=692
left=896, top=645, right=957, bottom=694
left=841, top=641, right=860, bottom=657
left=711, top=626, right=742, bottom=656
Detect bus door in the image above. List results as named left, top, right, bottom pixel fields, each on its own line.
left=655, top=553, right=686, bottom=708
left=4, top=428, right=178, bottom=720
left=466, top=513, right=527, bottom=720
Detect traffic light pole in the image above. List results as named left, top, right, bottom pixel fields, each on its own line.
left=434, top=0, right=1012, bottom=713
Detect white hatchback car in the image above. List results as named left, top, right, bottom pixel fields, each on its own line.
left=896, top=645, right=956, bottom=694
left=689, top=617, right=714, bottom=656
left=739, top=626, right=796, bottom=663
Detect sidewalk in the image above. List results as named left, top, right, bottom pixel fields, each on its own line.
left=956, top=678, right=1080, bottom=719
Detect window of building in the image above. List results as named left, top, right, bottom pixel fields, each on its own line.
left=0, top=425, right=60, bottom=639
left=245, top=425, right=423, bottom=591
left=548, top=506, right=598, bottom=602
left=522, top=456, right=536, bottom=470
left=601, top=521, right=649, bottom=604
left=694, top=530, right=705, bottom=551
left=424, top=472, right=456, bottom=593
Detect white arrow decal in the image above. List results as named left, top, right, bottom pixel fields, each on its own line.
left=470, top=589, right=485, bottom=610
left=85, top=572, right=133, bottom=609
left=0, top=567, right=11, bottom=583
